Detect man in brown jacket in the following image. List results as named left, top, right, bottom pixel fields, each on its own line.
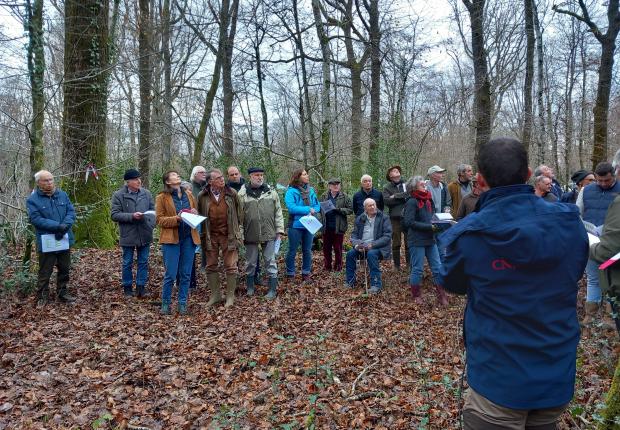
left=198, top=168, right=244, bottom=308
left=447, top=163, right=473, bottom=219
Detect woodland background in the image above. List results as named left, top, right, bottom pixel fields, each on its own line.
left=0, top=0, right=620, bottom=428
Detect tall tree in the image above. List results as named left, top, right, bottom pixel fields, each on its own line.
left=62, top=0, right=115, bottom=247
left=554, top=0, right=620, bottom=168
left=138, top=0, right=152, bottom=186
left=522, top=0, right=535, bottom=156
left=367, top=0, right=381, bottom=169
left=222, top=0, right=240, bottom=158
left=462, top=0, right=492, bottom=157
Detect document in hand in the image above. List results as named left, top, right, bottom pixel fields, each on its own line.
left=181, top=212, right=206, bottom=229
left=299, top=215, right=323, bottom=235
left=142, top=210, right=156, bottom=216
left=320, top=200, right=336, bottom=213
left=432, top=213, right=456, bottom=224
left=41, top=233, right=70, bottom=253
left=588, top=233, right=601, bottom=246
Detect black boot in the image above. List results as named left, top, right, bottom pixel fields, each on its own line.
left=123, top=285, right=134, bottom=297
left=58, top=290, right=76, bottom=303
left=246, top=275, right=255, bottom=297
left=136, top=285, right=146, bottom=298
left=266, top=277, right=278, bottom=299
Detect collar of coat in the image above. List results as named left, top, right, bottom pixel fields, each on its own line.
left=206, top=185, right=236, bottom=197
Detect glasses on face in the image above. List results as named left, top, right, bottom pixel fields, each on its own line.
left=212, top=175, right=224, bottom=181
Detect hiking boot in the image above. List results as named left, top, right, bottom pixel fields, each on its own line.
left=58, top=292, right=76, bottom=303
left=254, top=274, right=263, bottom=286
left=36, top=290, right=50, bottom=307
left=123, top=285, right=134, bottom=297
left=601, top=302, right=616, bottom=331
left=410, top=284, right=423, bottom=304
left=178, top=303, right=188, bottom=315
left=369, top=286, right=382, bottom=294
left=136, top=285, right=146, bottom=298
left=582, top=302, right=599, bottom=326
left=206, top=273, right=223, bottom=307
left=160, top=303, right=171, bottom=315
left=265, top=277, right=278, bottom=299
left=225, top=273, right=237, bottom=308
left=435, top=285, right=449, bottom=307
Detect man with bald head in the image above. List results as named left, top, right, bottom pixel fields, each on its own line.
left=345, top=198, right=392, bottom=293
left=27, top=170, right=77, bottom=306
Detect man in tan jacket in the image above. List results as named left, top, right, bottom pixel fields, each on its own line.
left=198, top=168, right=243, bottom=308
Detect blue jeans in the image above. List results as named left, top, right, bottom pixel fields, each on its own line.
left=409, top=245, right=442, bottom=286
left=286, top=227, right=314, bottom=275
left=122, top=245, right=150, bottom=287
left=345, top=248, right=383, bottom=289
left=162, top=236, right=195, bottom=305
left=585, top=258, right=602, bottom=303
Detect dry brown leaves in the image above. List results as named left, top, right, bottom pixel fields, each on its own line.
left=0, top=248, right=616, bottom=429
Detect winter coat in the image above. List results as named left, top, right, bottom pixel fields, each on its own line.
left=197, top=186, right=243, bottom=250
left=110, top=185, right=155, bottom=247
left=155, top=190, right=200, bottom=246
left=319, top=191, right=353, bottom=234
left=350, top=210, right=392, bottom=259
left=238, top=184, right=284, bottom=243
left=402, top=196, right=437, bottom=247
left=447, top=180, right=472, bottom=219
left=27, top=188, right=76, bottom=252
left=582, top=181, right=620, bottom=226
left=284, top=185, right=321, bottom=229
left=352, top=188, right=385, bottom=216
left=439, top=184, right=588, bottom=410
left=382, top=181, right=408, bottom=219
left=590, top=194, right=620, bottom=301
left=427, top=181, right=451, bottom=214
left=550, top=178, right=563, bottom=200
left=560, top=189, right=577, bottom=204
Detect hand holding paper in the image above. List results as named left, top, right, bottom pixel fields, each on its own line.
left=181, top=212, right=206, bottom=229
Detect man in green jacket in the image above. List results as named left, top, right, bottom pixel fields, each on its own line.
left=590, top=193, right=620, bottom=335
left=320, top=178, right=353, bottom=272
left=238, top=167, right=285, bottom=298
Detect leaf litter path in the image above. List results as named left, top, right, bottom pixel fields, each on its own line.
left=0, top=248, right=616, bottom=429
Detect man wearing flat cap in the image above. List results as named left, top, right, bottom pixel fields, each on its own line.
left=382, top=165, right=410, bottom=269
left=237, top=167, right=284, bottom=298
left=320, top=177, right=353, bottom=272
left=560, top=169, right=594, bottom=204
left=111, top=168, right=156, bottom=298
left=426, top=165, right=452, bottom=214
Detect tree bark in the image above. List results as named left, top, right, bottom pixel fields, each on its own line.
left=160, top=0, right=173, bottom=171
left=367, top=0, right=381, bottom=169
left=463, top=0, right=492, bottom=158
left=221, top=0, right=240, bottom=159
left=522, top=0, right=534, bottom=156
left=62, top=0, right=115, bottom=248
left=533, top=1, right=546, bottom=164
left=137, top=0, right=152, bottom=187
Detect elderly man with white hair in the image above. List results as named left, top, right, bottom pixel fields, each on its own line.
left=345, top=198, right=392, bottom=293
left=27, top=170, right=77, bottom=306
left=190, top=165, right=208, bottom=197
left=352, top=174, right=384, bottom=216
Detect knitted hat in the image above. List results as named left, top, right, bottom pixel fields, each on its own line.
left=571, top=169, right=592, bottom=185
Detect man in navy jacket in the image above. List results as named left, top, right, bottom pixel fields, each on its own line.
left=439, top=138, right=588, bottom=429
left=27, top=170, right=77, bottom=306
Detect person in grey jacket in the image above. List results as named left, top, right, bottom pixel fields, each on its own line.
left=345, top=198, right=392, bottom=293
left=238, top=167, right=285, bottom=298
left=111, top=169, right=155, bottom=298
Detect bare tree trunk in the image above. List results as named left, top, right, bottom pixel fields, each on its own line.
left=62, top=0, right=115, bottom=247
left=522, top=0, right=534, bottom=155
left=221, top=0, right=240, bottom=159
left=533, top=1, right=546, bottom=164
left=312, top=0, right=331, bottom=183
left=578, top=35, right=588, bottom=168
left=292, top=0, right=317, bottom=167
left=563, top=18, right=578, bottom=183
left=160, top=0, right=173, bottom=170
left=137, top=0, right=152, bottom=186
left=254, top=41, right=270, bottom=161
left=368, top=0, right=381, bottom=168
left=463, top=0, right=492, bottom=157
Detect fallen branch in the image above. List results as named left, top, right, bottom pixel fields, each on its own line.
left=349, top=360, right=379, bottom=397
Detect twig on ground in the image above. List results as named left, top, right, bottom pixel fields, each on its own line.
left=349, top=360, right=379, bottom=397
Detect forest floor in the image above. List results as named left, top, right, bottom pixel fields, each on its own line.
left=0, top=247, right=618, bottom=430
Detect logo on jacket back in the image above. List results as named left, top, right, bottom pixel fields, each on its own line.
left=492, top=259, right=517, bottom=271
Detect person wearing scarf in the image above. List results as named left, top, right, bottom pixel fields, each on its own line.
left=284, top=168, right=321, bottom=281
left=155, top=170, right=200, bottom=315
left=402, top=175, right=448, bottom=306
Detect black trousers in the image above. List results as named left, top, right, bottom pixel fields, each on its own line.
left=37, top=250, right=71, bottom=298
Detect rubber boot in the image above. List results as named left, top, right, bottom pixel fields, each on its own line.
left=246, top=275, right=255, bottom=297
left=160, top=302, right=171, bottom=315
left=435, top=285, right=449, bottom=307
left=225, top=273, right=237, bottom=308
left=582, top=302, right=599, bottom=326
left=266, top=277, right=278, bottom=299
left=601, top=302, right=616, bottom=331
left=178, top=303, right=188, bottom=315
left=206, top=272, right=223, bottom=307
left=410, top=284, right=422, bottom=304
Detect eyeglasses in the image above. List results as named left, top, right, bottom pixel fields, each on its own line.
left=211, top=175, right=224, bottom=181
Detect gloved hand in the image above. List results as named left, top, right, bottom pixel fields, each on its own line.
left=58, top=223, right=68, bottom=233
left=55, top=231, right=65, bottom=240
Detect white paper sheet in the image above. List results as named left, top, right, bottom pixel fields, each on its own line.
left=299, top=215, right=323, bottom=235
left=41, top=233, right=69, bottom=253
left=142, top=210, right=156, bottom=216
left=274, top=238, right=282, bottom=254
left=181, top=212, right=206, bottom=229
left=588, top=233, right=601, bottom=246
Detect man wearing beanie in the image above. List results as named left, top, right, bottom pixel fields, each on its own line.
left=560, top=169, right=594, bottom=204
left=111, top=169, right=156, bottom=298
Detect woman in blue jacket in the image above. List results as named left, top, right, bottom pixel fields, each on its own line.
left=284, top=168, right=321, bottom=280
left=402, top=175, right=447, bottom=306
